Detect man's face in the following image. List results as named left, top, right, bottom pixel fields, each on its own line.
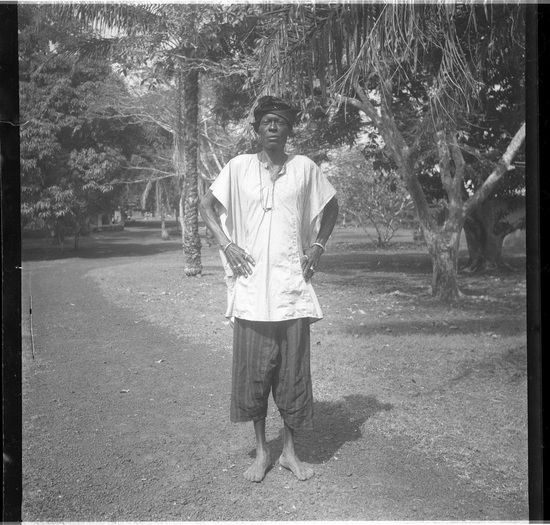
left=257, top=113, right=291, bottom=150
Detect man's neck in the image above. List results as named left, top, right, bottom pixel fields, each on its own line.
left=260, top=148, right=287, bottom=167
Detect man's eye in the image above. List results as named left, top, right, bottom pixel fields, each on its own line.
left=263, top=120, right=285, bottom=127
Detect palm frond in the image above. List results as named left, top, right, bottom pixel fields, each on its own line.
left=253, top=3, right=524, bottom=127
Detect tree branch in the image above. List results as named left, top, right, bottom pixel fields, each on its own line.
left=122, top=166, right=174, bottom=176
left=436, top=130, right=454, bottom=194
left=448, top=131, right=465, bottom=194
left=340, top=86, right=432, bottom=227
left=464, top=122, right=526, bottom=217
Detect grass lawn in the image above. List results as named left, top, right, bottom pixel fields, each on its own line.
left=24, top=222, right=528, bottom=507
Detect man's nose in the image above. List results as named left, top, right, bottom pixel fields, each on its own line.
left=268, top=121, right=278, bottom=130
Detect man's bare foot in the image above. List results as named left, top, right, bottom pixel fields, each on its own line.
left=243, top=450, right=271, bottom=482
left=278, top=452, right=314, bottom=481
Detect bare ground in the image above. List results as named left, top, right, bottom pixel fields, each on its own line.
left=21, top=225, right=528, bottom=521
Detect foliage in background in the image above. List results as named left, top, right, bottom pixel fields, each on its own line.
left=20, top=53, right=120, bottom=243
left=19, top=5, right=168, bottom=249
left=291, top=104, right=363, bottom=164
left=328, top=147, right=414, bottom=248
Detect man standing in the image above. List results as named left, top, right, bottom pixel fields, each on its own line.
left=199, top=97, right=338, bottom=482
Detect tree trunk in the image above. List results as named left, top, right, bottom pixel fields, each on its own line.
left=424, top=226, right=462, bottom=301
left=54, top=220, right=65, bottom=252
left=73, top=222, right=81, bottom=251
left=158, top=184, right=169, bottom=240
left=463, top=214, right=485, bottom=272
left=155, top=181, right=161, bottom=217
left=376, top=230, right=384, bottom=248
left=463, top=196, right=521, bottom=273
left=463, top=219, right=508, bottom=272
left=161, top=206, right=170, bottom=241
left=178, top=192, right=185, bottom=236
left=181, top=69, right=202, bottom=276
left=173, top=72, right=187, bottom=246
left=173, top=197, right=181, bottom=232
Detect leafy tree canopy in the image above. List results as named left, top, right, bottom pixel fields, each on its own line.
left=19, top=5, right=160, bottom=235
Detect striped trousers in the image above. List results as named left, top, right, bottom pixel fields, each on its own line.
left=230, top=317, right=313, bottom=430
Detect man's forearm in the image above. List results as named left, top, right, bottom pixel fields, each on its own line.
left=199, top=192, right=231, bottom=248
left=199, top=190, right=256, bottom=277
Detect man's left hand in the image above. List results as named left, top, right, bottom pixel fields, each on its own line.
left=301, top=244, right=324, bottom=281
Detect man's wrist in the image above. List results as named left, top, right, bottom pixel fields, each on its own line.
left=312, top=242, right=326, bottom=253
left=222, top=241, right=234, bottom=253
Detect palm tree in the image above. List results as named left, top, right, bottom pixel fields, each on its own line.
left=53, top=3, right=259, bottom=276
left=252, top=3, right=526, bottom=301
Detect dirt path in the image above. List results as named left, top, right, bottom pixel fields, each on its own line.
left=21, top=230, right=527, bottom=521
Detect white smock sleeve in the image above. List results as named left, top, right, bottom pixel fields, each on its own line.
left=209, top=159, right=241, bottom=320
left=209, top=161, right=232, bottom=242
left=301, top=161, right=337, bottom=249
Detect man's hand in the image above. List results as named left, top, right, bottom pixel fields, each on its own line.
left=301, top=244, right=324, bottom=281
left=224, top=242, right=255, bottom=278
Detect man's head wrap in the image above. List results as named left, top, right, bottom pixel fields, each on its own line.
left=251, top=96, right=301, bottom=132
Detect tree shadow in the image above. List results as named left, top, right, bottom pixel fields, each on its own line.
left=21, top=228, right=185, bottom=262
left=345, top=315, right=526, bottom=337
left=321, top=251, right=434, bottom=276
left=320, top=250, right=525, bottom=280
left=21, top=241, right=183, bottom=262
left=247, top=394, right=392, bottom=464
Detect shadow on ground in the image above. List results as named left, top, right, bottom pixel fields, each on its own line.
left=321, top=251, right=434, bottom=275
left=248, top=394, right=392, bottom=464
left=22, top=228, right=186, bottom=262
left=344, top=315, right=526, bottom=337
left=321, top=251, right=525, bottom=279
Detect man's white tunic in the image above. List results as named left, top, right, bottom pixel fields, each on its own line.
left=210, top=153, right=336, bottom=323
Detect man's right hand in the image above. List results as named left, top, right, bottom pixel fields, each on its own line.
left=223, top=242, right=255, bottom=278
